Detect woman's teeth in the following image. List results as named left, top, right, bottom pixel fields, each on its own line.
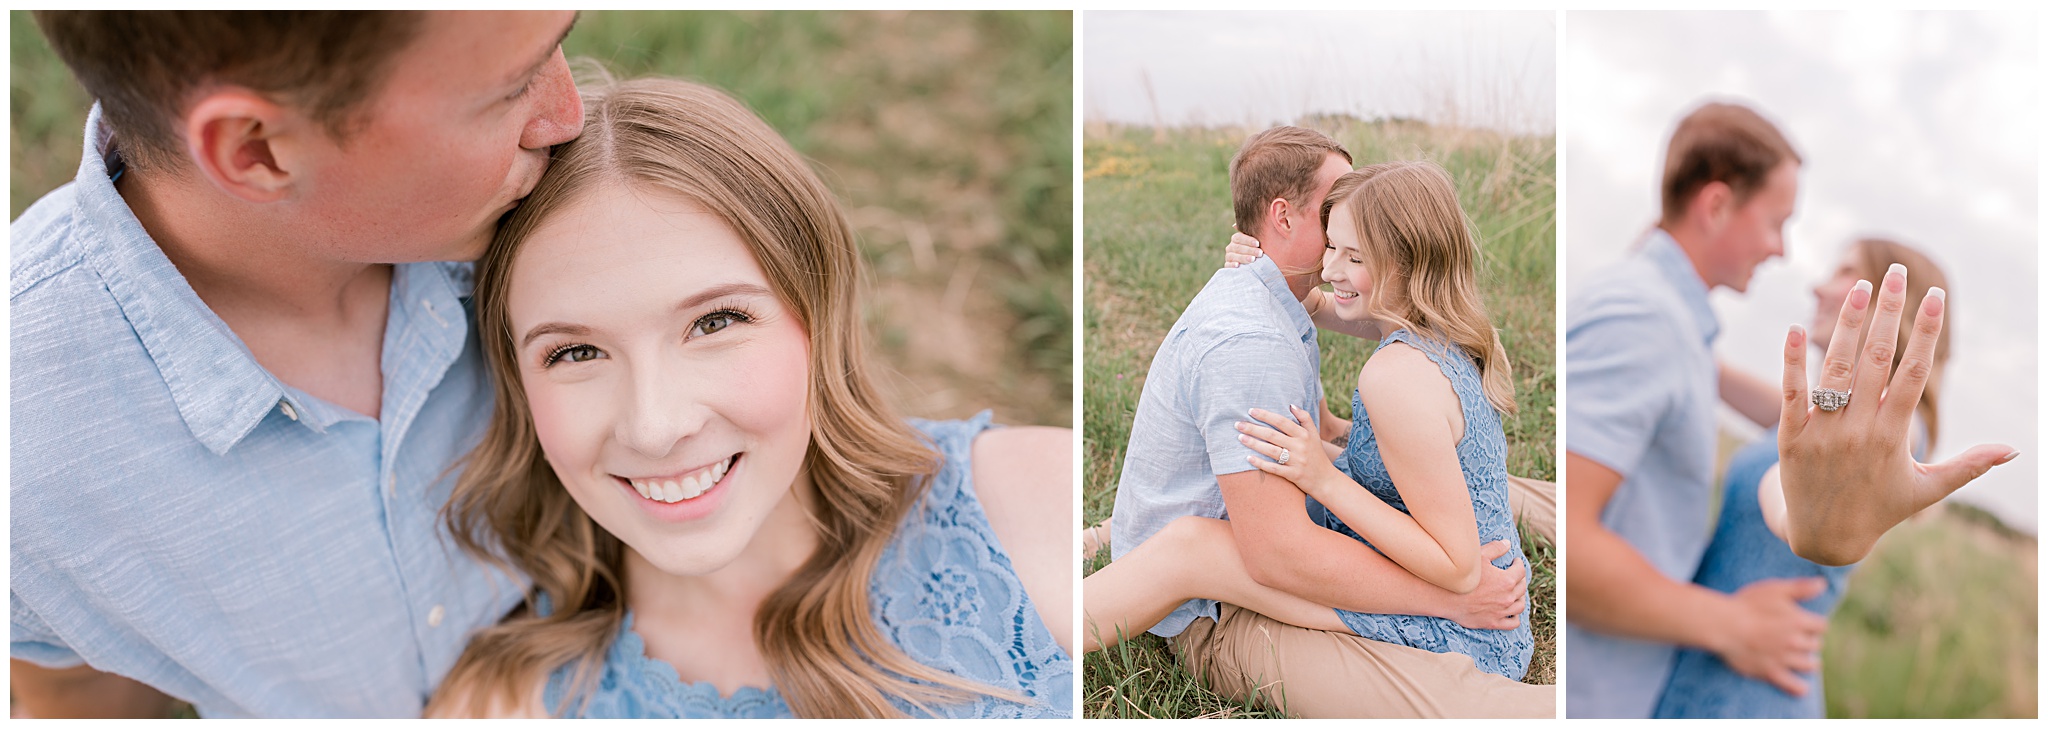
left=1333, top=289, right=1359, bottom=300
left=630, top=459, right=729, bottom=504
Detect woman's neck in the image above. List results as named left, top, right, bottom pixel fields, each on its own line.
left=621, top=472, right=822, bottom=695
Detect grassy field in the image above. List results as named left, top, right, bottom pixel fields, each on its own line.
left=1082, top=119, right=1558, bottom=718
left=1822, top=502, right=2037, bottom=718
left=9, top=10, right=1072, bottom=429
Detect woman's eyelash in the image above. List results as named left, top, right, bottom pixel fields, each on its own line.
left=541, top=343, right=602, bottom=367
left=690, top=307, right=756, bottom=338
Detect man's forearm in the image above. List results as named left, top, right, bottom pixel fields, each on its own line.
left=1565, top=523, right=1733, bottom=652
left=1238, top=521, right=1461, bottom=618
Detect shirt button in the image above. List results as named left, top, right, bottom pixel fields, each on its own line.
left=428, top=605, right=446, bottom=628
left=279, top=401, right=298, bottom=421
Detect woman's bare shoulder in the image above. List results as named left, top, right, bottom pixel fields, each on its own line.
left=968, top=425, right=1075, bottom=653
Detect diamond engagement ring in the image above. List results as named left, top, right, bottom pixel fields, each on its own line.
left=1812, top=387, right=1851, bottom=412
left=1277, top=447, right=1291, bottom=465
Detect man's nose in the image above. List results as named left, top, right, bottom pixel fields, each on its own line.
left=520, top=49, right=585, bottom=151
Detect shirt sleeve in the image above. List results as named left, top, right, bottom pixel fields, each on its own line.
left=1565, top=302, right=1683, bottom=479
left=1191, top=331, right=1320, bottom=476
left=12, top=590, right=85, bottom=669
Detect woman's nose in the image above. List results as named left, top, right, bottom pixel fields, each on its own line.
left=613, top=361, right=705, bottom=459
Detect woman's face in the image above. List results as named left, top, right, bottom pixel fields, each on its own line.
left=1319, top=200, right=1374, bottom=321
left=1809, top=245, right=1866, bottom=351
left=506, top=181, right=814, bottom=577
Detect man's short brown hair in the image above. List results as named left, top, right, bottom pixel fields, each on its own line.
left=1660, top=101, right=1801, bottom=226
left=1230, top=126, right=1352, bottom=235
left=34, top=11, right=423, bottom=173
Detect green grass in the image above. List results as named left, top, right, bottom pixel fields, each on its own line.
left=1081, top=120, right=1557, bottom=718
left=1822, top=502, right=2037, bottom=718
left=9, top=10, right=1072, bottom=429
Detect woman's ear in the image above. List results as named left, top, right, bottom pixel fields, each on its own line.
left=182, top=89, right=298, bottom=203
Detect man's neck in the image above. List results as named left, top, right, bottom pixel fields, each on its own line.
left=1658, top=224, right=1717, bottom=291
left=122, top=170, right=394, bottom=418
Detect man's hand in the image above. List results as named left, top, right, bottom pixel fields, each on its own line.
left=1443, top=540, right=1527, bottom=630
left=1779, top=264, right=2017, bottom=565
left=1704, top=578, right=1828, bottom=696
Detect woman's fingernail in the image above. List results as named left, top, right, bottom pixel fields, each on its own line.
left=1850, top=280, right=1871, bottom=309
left=1885, top=263, right=1906, bottom=292
left=1788, top=324, right=1805, bottom=348
left=1924, top=287, right=1946, bottom=317
left=1998, top=450, right=2020, bottom=465
left=1239, top=434, right=1250, bottom=444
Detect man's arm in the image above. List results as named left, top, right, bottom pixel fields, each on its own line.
left=1564, top=452, right=1826, bottom=696
left=10, top=660, right=176, bottom=719
left=1218, top=469, right=1523, bottom=630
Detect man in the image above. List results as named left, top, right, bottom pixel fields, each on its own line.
left=1562, top=101, right=1825, bottom=718
left=11, top=11, right=583, bottom=717
left=1107, top=126, right=1551, bottom=718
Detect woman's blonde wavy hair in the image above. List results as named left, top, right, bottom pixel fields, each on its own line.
left=1321, top=161, right=1518, bottom=415
left=427, top=76, right=1005, bottom=718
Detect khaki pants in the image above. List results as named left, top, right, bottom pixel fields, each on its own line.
left=1173, top=604, right=1555, bottom=718
left=1507, top=475, right=1556, bottom=544
left=1167, top=477, right=1559, bottom=718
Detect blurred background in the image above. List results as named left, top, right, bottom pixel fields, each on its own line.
left=10, top=10, right=1073, bottom=429
left=1083, top=10, right=1556, bottom=718
left=1566, top=10, right=2036, bottom=718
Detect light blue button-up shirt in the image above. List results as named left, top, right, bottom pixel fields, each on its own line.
left=1563, top=228, right=1722, bottom=718
left=1108, top=255, right=1323, bottom=638
left=10, top=107, right=519, bottom=717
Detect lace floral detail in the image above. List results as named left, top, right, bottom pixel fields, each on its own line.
left=544, top=411, right=1073, bottom=718
left=1326, top=329, right=1535, bottom=680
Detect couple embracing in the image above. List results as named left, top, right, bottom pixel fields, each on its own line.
left=1083, top=126, right=1555, bottom=718
left=13, top=11, right=1071, bottom=719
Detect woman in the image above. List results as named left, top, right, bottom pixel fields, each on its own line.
left=1083, top=161, right=1533, bottom=681
left=425, top=77, right=1072, bottom=718
left=1654, top=239, right=1953, bottom=718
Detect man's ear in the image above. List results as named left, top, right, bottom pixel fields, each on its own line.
left=1267, top=196, right=1294, bottom=240
left=1689, top=180, right=1734, bottom=235
left=183, top=90, right=299, bottom=203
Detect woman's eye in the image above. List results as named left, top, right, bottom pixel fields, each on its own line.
left=690, top=310, right=751, bottom=339
left=543, top=344, right=604, bottom=367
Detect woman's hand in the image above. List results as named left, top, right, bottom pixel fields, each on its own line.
left=1778, top=263, right=2018, bottom=566
left=1223, top=229, right=1263, bottom=268
left=1237, top=405, right=1344, bottom=501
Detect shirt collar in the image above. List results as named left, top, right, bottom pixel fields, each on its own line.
left=1245, top=255, right=1316, bottom=343
left=1641, top=228, right=1721, bottom=346
left=70, top=105, right=297, bottom=454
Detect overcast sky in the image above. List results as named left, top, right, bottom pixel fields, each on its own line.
left=1085, top=10, right=1555, bottom=135
left=1565, top=10, right=2038, bottom=532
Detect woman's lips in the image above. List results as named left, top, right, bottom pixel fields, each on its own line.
left=620, top=455, right=738, bottom=504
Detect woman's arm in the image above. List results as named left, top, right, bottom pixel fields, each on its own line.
left=1238, top=346, right=1483, bottom=594
left=1719, top=359, right=1781, bottom=429
left=972, top=426, right=1075, bottom=655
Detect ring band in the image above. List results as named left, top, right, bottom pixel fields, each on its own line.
left=1812, top=387, right=1851, bottom=412
left=1277, top=447, right=1291, bottom=465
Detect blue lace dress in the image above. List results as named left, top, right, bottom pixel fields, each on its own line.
left=539, top=412, right=1073, bottom=718
left=1312, top=329, right=1534, bottom=680
left=1652, top=429, right=1855, bottom=718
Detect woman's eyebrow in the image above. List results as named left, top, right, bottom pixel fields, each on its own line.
left=674, top=282, right=774, bottom=313
left=521, top=322, right=591, bottom=349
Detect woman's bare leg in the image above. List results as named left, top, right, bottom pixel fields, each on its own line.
left=1084, top=515, right=1346, bottom=652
